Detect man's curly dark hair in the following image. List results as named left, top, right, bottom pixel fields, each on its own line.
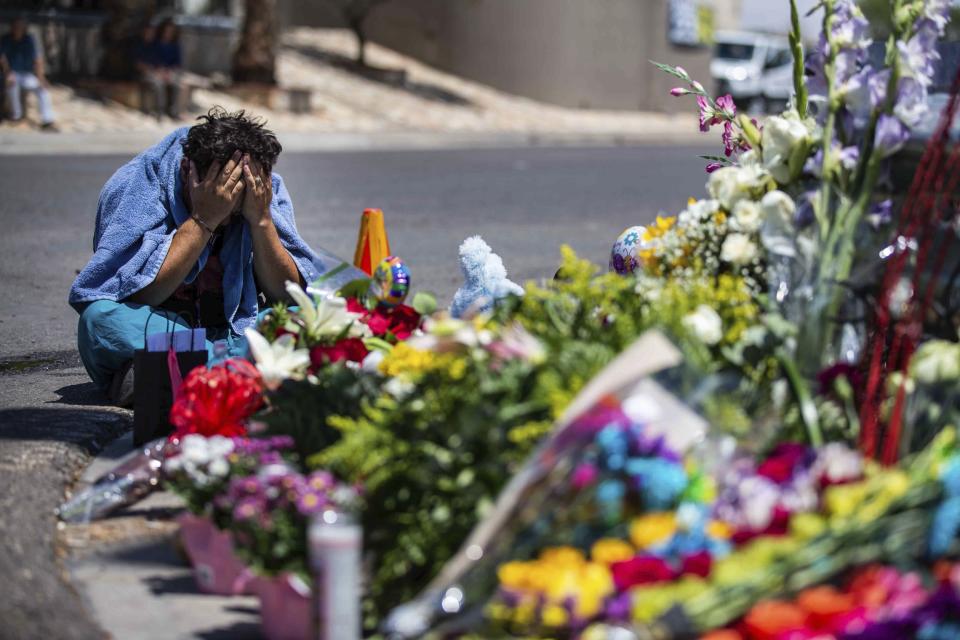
left=181, top=107, right=282, bottom=176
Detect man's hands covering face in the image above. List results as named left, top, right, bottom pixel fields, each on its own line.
left=241, top=156, right=273, bottom=226
left=188, top=150, right=245, bottom=230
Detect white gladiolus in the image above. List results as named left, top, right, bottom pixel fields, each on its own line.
left=721, top=233, right=758, bottom=265
left=761, top=112, right=811, bottom=184
left=245, top=330, right=310, bottom=385
left=732, top=200, right=763, bottom=232
left=683, top=304, right=724, bottom=346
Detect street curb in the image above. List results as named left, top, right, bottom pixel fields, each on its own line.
left=0, top=129, right=709, bottom=156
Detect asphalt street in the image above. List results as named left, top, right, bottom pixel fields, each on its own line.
left=0, top=145, right=711, bottom=358
left=0, top=143, right=710, bottom=638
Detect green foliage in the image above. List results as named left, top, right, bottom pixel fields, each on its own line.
left=258, top=365, right=381, bottom=462
left=312, top=355, right=549, bottom=628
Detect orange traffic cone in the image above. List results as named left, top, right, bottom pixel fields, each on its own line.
left=353, top=208, right=391, bottom=275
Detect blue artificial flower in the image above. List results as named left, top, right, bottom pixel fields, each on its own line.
left=918, top=622, right=960, bottom=640
left=596, top=424, right=629, bottom=458
left=929, top=495, right=960, bottom=557
left=596, top=479, right=626, bottom=510
left=940, top=458, right=960, bottom=497
left=625, top=457, right=689, bottom=511
left=597, top=480, right=626, bottom=505
left=707, top=538, right=733, bottom=559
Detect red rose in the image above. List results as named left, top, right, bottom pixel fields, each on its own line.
left=387, top=305, right=421, bottom=340
left=365, top=311, right=392, bottom=336
left=610, top=555, right=676, bottom=590
left=309, top=338, right=369, bottom=369
left=680, top=551, right=712, bottom=578
left=346, top=298, right=366, bottom=314
left=757, top=444, right=810, bottom=484
left=732, top=506, right=792, bottom=544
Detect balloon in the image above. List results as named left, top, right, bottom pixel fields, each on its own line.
left=609, top=226, right=648, bottom=275
left=372, top=256, right=411, bottom=307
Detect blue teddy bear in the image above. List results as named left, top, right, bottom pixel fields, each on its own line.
left=450, top=236, right=524, bottom=318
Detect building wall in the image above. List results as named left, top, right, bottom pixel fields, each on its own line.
left=311, top=0, right=716, bottom=112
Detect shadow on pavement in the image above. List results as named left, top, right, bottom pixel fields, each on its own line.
left=51, top=382, right=109, bottom=406
left=0, top=407, right=130, bottom=455
left=285, top=42, right=473, bottom=106
left=145, top=573, right=197, bottom=595
left=195, top=621, right=263, bottom=639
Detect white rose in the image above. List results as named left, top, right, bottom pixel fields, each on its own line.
left=207, top=457, right=230, bottom=478
left=761, top=112, right=811, bottom=184
left=732, top=200, right=763, bottom=232
left=384, top=377, right=416, bottom=400
left=180, top=435, right=211, bottom=465
left=707, top=165, right=769, bottom=210
left=910, top=340, right=960, bottom=384
left=721, top=233, right=758, bottom=265
left=683, top=304, right=724, bottom=346
left=760, top=190, right=797, bottom=226
left=207, top=436, right=235, bottom=459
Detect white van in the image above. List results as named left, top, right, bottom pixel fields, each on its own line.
left=711, top=31, right=794, bottom=112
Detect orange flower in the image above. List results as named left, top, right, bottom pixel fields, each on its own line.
left=797, top=585, right=856, bottom=627
left=742, top=600, right=808, bottom=640
left=701, top=631, right=743, bottom=640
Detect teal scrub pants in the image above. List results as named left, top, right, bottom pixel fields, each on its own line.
left=77, top=300, right=254, bottom=391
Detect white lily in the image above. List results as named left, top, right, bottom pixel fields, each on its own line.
left=285, top=281, right=367, bottom=339
left=245, top=329, right=310, bottom=385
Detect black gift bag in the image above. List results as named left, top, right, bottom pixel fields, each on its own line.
left=132, top=313, right=208, bottom=446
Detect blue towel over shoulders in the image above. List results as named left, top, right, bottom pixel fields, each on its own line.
left=69, top=127, right=321, bottom=334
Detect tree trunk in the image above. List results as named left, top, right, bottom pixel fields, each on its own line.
left=349, top=17, right=367, bottom=66
left=232, top=0, right=277, bottom=85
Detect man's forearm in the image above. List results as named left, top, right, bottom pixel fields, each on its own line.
left=127, top=218, right=210, bottom=306
left=250, top=218, right=301, bottom=302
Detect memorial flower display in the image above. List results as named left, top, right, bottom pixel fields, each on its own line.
left=66, top=1, right=960, bottom=638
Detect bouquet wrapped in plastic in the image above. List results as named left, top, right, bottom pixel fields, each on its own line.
left=381, top=331, right=710, bottom=637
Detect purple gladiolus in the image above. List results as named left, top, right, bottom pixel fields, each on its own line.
left=875, top=115, right=910, bottom=157
left=670, top=87, right=689, bottom=97
left=705, top=162, right=723, bottom=173
left=869, top=199, right=894, bottom=226
left=895, top=77, right=930, bottom=127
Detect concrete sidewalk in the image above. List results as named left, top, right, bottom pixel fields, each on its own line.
left=0, top=128, right=705, bottom=156
left=64, top=432, right=262, bottom=640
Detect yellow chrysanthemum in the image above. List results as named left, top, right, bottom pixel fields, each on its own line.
left=629, top=512, right=677, bottom=550
left=590, top=538, right=635, bottom=565
left=541, top=604, right=569, bottom=628
left=706, top=520, right=732, bottom=540
left=497, top=561, right=532, bottom=590
left=540, top=546, right=585, bottom=566
left=789, top=513, right=827, bottom=540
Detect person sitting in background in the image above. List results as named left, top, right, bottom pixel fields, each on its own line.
left=69, top=109, right=322, bottom=406
left=137, top=19, right=182, bottom=119
left=0, top=16, right=56, bottom=129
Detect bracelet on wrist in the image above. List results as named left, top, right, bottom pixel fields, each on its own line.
left=191, top=214, right=216, bottom=236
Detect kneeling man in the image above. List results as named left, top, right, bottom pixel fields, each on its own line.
left=69, top=109, right=321, bottom=405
